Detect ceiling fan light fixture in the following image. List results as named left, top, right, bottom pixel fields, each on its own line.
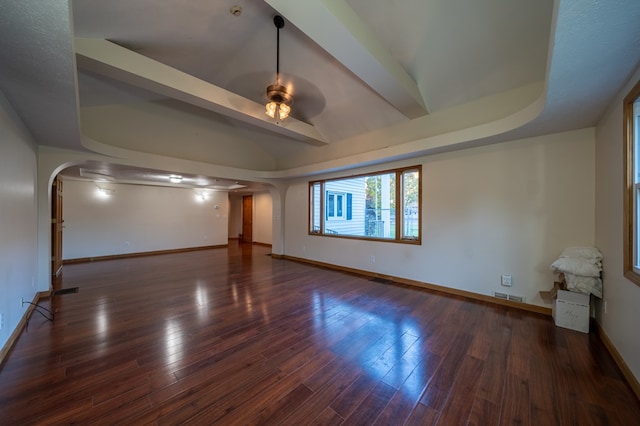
left=265, top=101, right=277, bottom=118
left=266, top=83, right=292, bottom=120
left=266, top=15, right=293, bottom=123
left=278, top=102, right=290, bottom=120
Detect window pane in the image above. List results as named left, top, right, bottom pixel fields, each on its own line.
left=635, top=99, right=640, bottom=268
left=636, top=185, right=640, bottom=269
left=327, top=193, right=335, bottom=217
left=365, top=173, right=395, bottom=238
left=325, top=177, right=367, bottom=236
left=635, top=101, right=640, bottom=183
left=310, top=182, right=321, bottom=233
left=401, top=169, right=420, bottom=239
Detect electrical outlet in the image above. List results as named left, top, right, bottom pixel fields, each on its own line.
left=370, top=255, right=375, bottom=263
left=0, top=313, right=3, bottom=330
left=501, top=275, right=512, bottom=287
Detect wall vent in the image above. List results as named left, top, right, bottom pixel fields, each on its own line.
left=493, top=292, right=508, bottom=300
left=493, top=291, right=525, bottom=303
left=508, top=294, right=524, bottom=303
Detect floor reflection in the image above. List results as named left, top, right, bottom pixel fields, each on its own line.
left=164, top=319, right=184, bottom=365
left=311, top=290, right=426, bottom=399
left=95, top=299, right=108, bottom=335
left=194, top=280, right=209, bottom=322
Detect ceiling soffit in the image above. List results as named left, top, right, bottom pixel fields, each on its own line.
left=75, top=38, right=328, bottom=146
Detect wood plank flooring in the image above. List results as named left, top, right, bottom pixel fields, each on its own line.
left=0, top=242, right=638, bottom=425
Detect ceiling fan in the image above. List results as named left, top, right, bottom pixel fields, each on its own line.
left=265, top=15, right=294, bottom=123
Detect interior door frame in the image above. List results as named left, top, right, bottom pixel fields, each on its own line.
left=51, top=175, right=63, bottom=276
left=242, top=195, right=253, bottom=244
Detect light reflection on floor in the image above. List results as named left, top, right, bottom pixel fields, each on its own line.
left=244, top=291, right=253, bottom=314
left=164, top=319, right=184, bottom=365
left=231, top=282, right=239, bottom=304
left=94, top=297, right=108, bottom=335
left=194, top=280, right=209, bottom=322
left=311, top=290, right=427, bottom=400
left=92, top=298, right=110, bottom=357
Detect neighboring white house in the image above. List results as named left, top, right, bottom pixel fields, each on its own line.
left=311, top=175, right=399, bottom=238
left=323, top=177, right=366, bottom=236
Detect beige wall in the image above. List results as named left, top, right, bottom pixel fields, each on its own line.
left=253, top=192, right=273, bottom=245
left=595, top=64, right=640, bottom=382
left=62, top=180, right=229, bottom=259
left=0, top=90, right=38, bottom=350
left=285, top=128, right=595, bottom=308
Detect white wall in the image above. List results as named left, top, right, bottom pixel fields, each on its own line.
left=253, top=192, right=273, bottom=245
left=0, top=90, right=38, bottom=350
left=285, top=128, right=595, bottom=307
left=595, top=64, right=640, bottom=382
left=62, top=180, right=229, bottom=259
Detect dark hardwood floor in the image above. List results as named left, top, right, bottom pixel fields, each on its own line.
left=1, top=243, right=638, bottom=425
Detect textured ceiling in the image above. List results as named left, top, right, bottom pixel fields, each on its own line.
left=1, top=0, right=640, bottom=188
left=70, top=0, right=551, bottom=144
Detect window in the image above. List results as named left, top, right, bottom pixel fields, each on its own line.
left=326, top=191, right=349, bottom=220
left=309, top=166, right=421, bottom=243
left=624, top=78, right=640, bottom=286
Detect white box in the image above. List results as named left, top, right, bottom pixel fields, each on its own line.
left=552, top=289, right=590, bottom=333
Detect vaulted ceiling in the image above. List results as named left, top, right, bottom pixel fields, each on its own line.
left=1, top=0, right=640, bottom=187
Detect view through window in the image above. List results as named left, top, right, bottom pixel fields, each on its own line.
left=309, top=166, right=421, bottom=243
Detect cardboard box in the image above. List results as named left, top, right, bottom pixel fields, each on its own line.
left=539, top=281, right=564, bottom=304
left=552, top=289, right=590, bottom=333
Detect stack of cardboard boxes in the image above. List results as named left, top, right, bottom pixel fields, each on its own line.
left=542, top=247, right=602, bottom=333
